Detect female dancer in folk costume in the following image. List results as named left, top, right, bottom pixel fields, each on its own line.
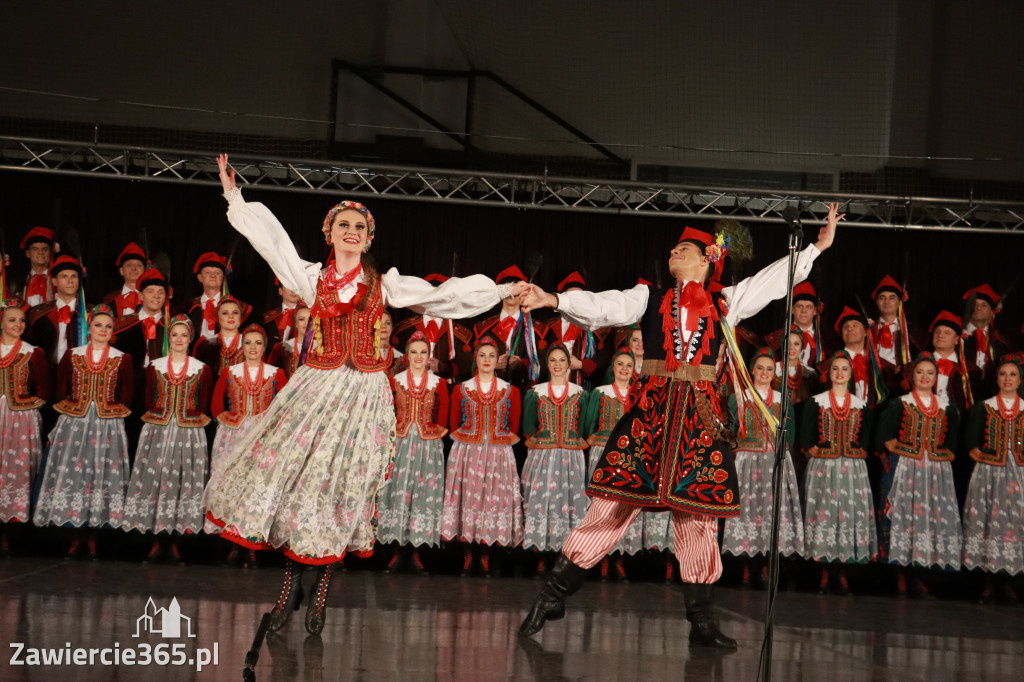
left=521, top=343, right=590, bottom=571
left=193, top=296, right=245, bottom=373
left=378, top=309, right=404, bottom=375
left=774, top=328, right=819, bottom=497
left=0, top=300, right=49, bottom=555
left=377, top=331, right=448, bottom=574
left=876, top=354, right=961, bottom=597
left=722, top=347, right=803, bottom=588
left=204, top=155, right=515, bottom=635
left=441, top=337, right=523, bottom=577
left=583, top=346, right=644, bottom=582
left=33, top=304, right=133, bottom=560
left=801, top=351, right=876, bottom=594
left=204, top=323, right=288, bottom=565
left=123, top=316, right=214, bottom=562
left=267, top=305, right=310, bottom=379
left=517, top=206, right=841, bottom=648
left=961, top=357, right=1024, bottom=603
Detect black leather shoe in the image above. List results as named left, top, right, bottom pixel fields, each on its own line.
left=682, top=583, right=738, bottom=650
left=519, top=555, right=588, bottom=637
left=268, top=560, right=306, bottom=632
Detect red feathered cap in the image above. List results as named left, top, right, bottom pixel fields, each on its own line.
left=496, top=265, right=526, bottom=284
left=137, top=267, right=168, bottom=293
left=871, top=275, right=906, bottom=301
left=193, top=252, right=229, bottom=274
left=20, top=227, right=54, bottom=249
left=557, top=271, right=586, bottom=293
left=834, top=306, right=867, bottom=335
left=115, top=242, right=147, bottom=267
left=793, top=281, right=823, bottom=310
left=424, top=273, right=449, bottom=285
left=676, top=226, right=713, bottom=250
left=963, top=284, right=1001, bottom=309
left=49, top=254, right=84, bottom=278
left=929, top=311, right=962, bottom=335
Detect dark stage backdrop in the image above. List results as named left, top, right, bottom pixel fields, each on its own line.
left=1, top=170, right=1021, bottom=349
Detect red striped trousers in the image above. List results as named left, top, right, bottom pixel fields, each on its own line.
left=561, top=497, right=722, bottom=583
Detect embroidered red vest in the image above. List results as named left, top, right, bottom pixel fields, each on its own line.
left=217, top=370, right=279, bottom=428
left=810, top=403, right=867, bottom=459
left=305, top=276, right=387, bottom=372
left=394, top=382, right=447, bottom=440
left=525, top=389, right=588, bottom=450
left=587, top=392, right=625, bottom=448
left=890, top=402, right=954, bottom=462
left=55, top=355, right=131, bottom=419
left=451, top=383, right=519, bottom=446
left=142, top=370, right=210, bottom=427
left=973, top=404, right=1024, bottom=466
left=0, top=352, right=44, bottom=411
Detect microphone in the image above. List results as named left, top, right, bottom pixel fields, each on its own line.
left=780, top=205, right=802, bottom=235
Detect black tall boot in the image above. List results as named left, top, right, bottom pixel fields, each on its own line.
left=519, top=555, right=589, bottom=637
left=267, top=559, right=306, bottom=632
left=305, top=563, right=335, bottom=636
left=682, top=583, right=737, bottom=650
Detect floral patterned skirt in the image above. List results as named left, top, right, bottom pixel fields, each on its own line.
left=203, top=416, right=264, bottom=534
left=376, top=426, right=445, bottom=548
left=962, top=457, right=1024, bottom=575
left=585, top=452, right=643, bottom=555
left=0, top=399, right=42, bottom=523
left=521, top=447, right=588, bottom=552
left=804, top=457, right=878, bottom=564
left=33, top=405, right=129, bottom=529
left=885, top=456, right=962, bottom=569
left=441, top=440, right=522, bottom=547
left=722, top=446, right=805, bottom=558
left=642, top=510, right=673, bottom=552
left=203, top=364, right=395, bottom=564
left=123, top=421, right=209, bottom=535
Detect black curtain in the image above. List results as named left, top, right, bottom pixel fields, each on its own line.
left=1, top=169, right=1020, bottom=348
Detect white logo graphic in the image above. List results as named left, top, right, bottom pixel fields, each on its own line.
left=133, top=597, right=196, bottom=638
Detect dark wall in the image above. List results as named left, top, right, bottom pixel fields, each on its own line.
left=1, top=169, right=1021, bottom=345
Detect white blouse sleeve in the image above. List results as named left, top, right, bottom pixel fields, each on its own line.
left=382, top=269, right=514, bottom=319
left=723, top=244, right=820, bottom=326
left=553, top=285, right=650, bottom=331
left=224, top=190, right=321, bottom=305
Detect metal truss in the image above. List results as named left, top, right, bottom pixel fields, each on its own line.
left=2, top=135, right=1022, bottom=235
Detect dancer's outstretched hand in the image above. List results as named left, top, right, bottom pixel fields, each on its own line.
left=815, top=202, right=844, bottom=252
left=217, top=153, right=236, bottom=195
left=516, top=283, right=558, bottom=313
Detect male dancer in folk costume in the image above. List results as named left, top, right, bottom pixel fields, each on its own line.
left=516, top=205, right=841, bottom=649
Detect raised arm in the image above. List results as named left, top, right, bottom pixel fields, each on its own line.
left=723, top=203, right=843, bottom=325
left=516, top=282, right=649, bottom=331
left=217, top=154, right=320, bottom=305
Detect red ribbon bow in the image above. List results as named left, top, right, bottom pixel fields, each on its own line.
left=876, top=324, right=894, bottom=350
left=122, top=291, right=141, bottom=313
left=973, top=328, right=988, bottom=354
left=423, top=319, right=442, bottom=345
left=851, top=353, right=869, bottom=386
left=495, top=315, right=517, bottom=343
left=142, top=317, right=157, bottom=341
left=276, top=307, right=295, bottom=336
left=679, top=281, right=717, bottom=332
left=57, top=306, right=73, bottom=325
left=203, top=299, right=217, bottom=329
left=802, top=330, right=816, bottom=358
left=311, top=283, right=367, bottom=320
left=26, top=274, right=48, bottom=300
left=936, top=358, right=957, bottom=377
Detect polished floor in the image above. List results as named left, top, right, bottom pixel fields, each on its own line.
left=1, top=556, right=1023, bottom=681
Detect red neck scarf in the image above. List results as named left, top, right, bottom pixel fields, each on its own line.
left=26, top=274, right=48, bottom=300
left=122, top=290, right=141, bottom=312
left=202, top=299, right=217, bottom=328
left=142, top=316, right=158, bottom=341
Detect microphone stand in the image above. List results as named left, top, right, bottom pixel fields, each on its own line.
left=758, top=208, right=803, bottom=682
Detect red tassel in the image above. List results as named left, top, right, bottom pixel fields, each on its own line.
left=660, top=288, right=680, bottom=371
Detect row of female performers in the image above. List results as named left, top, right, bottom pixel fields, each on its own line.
left=2, top=294, right=1020, bottom=604
left=371, top=321, right=1024, bottom=605
left=0, top=300, right=293, bottom=563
